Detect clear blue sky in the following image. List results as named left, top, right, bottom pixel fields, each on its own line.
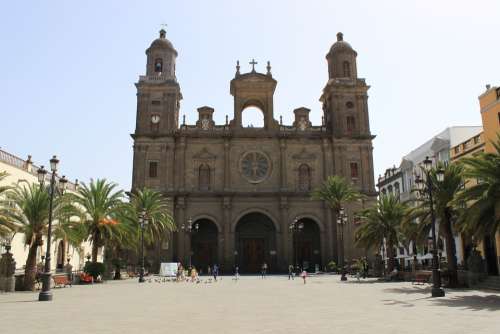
left=1, top=0, right=499, bottom=190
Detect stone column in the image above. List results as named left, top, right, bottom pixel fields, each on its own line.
left=279, top=138, right=287, bottom=191
left=179, top=136, right=187, bottom=192
left=0, top=248, right=16, bottom=292
left=279, top=196, right=290, bottom=270
left=223, top=138, right=231, bottom=191
left=222, top=197, right=233, bottom=270
left=176, top=197, right=186, bottom=265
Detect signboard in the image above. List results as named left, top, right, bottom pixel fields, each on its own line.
left=159, top=262, right=178, bottom=277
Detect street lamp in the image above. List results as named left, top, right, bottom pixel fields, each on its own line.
left=138, top=211, right=148, bottom=283
left=37, top=155, right=66, bottom=302
left=289, top=217, right=304, bottom=271
left=181, top=218, right=199, bottom=268
left=337, top=208, right=348, bottom=281
left=414, top=156, right=445, bottom=298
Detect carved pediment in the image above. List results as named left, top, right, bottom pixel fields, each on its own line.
left=292, top=148, right=316, bottom=161
left=192, top=147, right=216, bottom=161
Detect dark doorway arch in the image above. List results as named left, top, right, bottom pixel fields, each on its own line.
left=294, top=218, right=321, bottom=272
left=56, top=240, right=65, bottom=271
left=191, top=219, right=218, bottom=272
left=235, top=212, right=277, bottom=273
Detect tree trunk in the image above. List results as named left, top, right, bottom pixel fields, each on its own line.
left=23, top=236, right=41, bottom=291
left=91, top=230, right=101, bottom=263
left=442, top=209, right=458, bottom=287
left=387, top=242, right=395, bottom=272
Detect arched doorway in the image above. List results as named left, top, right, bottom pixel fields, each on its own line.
left=235, top=212, right=277, bottom=273
left=56, top=240, right=65, bottom=271
left=294, top=218, right=321, bottom=272
left=191, top=219, right=218, bottom=272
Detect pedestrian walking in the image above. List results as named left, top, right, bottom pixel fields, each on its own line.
left=288, top=265, right=294, bottom=280
left=212, top=264, right=219, bottom=281
left=234, top=265, right=240, bottom=281
left=301, top=270, right=307, bottom=284
left=261, top=262, right=268, bottom=279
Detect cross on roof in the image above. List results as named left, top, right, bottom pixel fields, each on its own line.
left=249, top=59, right=258, bottom=72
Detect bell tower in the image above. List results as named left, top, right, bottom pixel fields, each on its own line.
left=134, top=29, right=182, bottom=136
left=320, top=32, right=375, bottom=194
left=229, top=60, right=279, bottom=130
left=321, top=32, right=370, bottom=138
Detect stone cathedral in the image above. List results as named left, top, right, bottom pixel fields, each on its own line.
left=131, top=30, right=376, bottom=273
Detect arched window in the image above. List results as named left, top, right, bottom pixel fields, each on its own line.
left=199, top=164, right=210, bottom=191
left=298, top=164, right=311, bottom=191
left=342, top=61, right=351, bottom=77
left=350, top=162, right=359, bottom=179
left=346, top=116, right=356, bottom=134
left=154, top=58, right=163, bottom=73
left=241, top=106, right=264, bottom=128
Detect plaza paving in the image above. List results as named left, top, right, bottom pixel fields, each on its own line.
left=1, top=275, right=500, bottom=334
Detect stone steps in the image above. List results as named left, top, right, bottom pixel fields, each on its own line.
left=476, top=276, right=500, bottom=291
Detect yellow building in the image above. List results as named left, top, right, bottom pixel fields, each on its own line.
left=0, top=149, right=100, bottom=274
left=450, top=131, right=486, bottom=269
left=479, top=85, right=500, bottom=153
left=478, top=85, right=500, bottom=275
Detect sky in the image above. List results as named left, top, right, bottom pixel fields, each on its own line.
left=1, top=0, right=499, bottom=190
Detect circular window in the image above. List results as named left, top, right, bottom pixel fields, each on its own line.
left=346, top=101, right=354, bottom=109
left=240, top=151, right=271, bottom=183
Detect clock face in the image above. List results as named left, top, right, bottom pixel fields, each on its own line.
left=151, top=114, right=161, bottom=124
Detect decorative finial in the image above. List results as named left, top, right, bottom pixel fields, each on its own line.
left=337, top=32, right=343, bottom=41
left=249, top=59, right=258, bottom=72
left=225, top=115, right=229, bottom=125
left=236, top=60, right=240, bottom=76
left=279, top=115, right=283, bottom=125
left=266, top=61, right=271, bottom=76
left=159, top=26, right=167, bottom=39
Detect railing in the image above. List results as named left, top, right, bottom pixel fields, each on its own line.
left=139, top=74, right=175, bottom=83
left=0, top=148, right=78, bottom=191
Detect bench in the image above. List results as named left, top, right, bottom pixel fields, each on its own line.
left=412, top=272, right=431, bottom=285
left=53, top=275, right=72, bottom=288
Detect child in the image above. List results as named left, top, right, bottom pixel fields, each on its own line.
left=301, top=270, right=307, bottom=284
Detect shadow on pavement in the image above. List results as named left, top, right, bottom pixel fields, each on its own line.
left=383, top=286, right=433, bottom=295
left=431, top=294, right=500, bottom=312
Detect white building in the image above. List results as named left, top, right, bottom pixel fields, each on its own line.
left=378, top=126, right=483, bottom=268
left=0, top=148, right=100, bottom=273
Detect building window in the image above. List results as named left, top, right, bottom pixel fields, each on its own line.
left=473, top=136, right=480, bottom=144
left=199, top=164, right=210, bottom=191
left=346, top=116, right=356, bottom=134
left=342, top=61, right=351, bottom=77
left=498, top=112, right=500, bottom=125
left=151, top=100, right=161, bottom=105
left=350, top=162, right=359, bottom=179
left=154, top=58, right=163, bottom=73
left=394, top=182, right=400, bottom=197
left=298, top=164, right=312, bottom=191
left=346, top=101, right=354, bottom=109
left=149, top=161, right=158, bottom=178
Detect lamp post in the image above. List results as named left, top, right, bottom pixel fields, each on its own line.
left=181, top=218, right=199, bottom=268
left=337, top=208, right=348, bottom=281
left=138, top=211, right=148, bottom=283
left=415, top=156, right=445, bottom=298
left=289, top=217, right=304, bottom=271
left=37, top=156, right=68, bottom=301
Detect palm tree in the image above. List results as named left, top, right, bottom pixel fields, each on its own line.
left=355, top=195, right=407, bottom=272
left=117, top=188, right=175, bottom=276
left=0, top=171, right=16, bottom=238
left=126, top=188, right=175, bottom=245
left=312, top=175, right=363, bottom=263
left=71, top=179, right=124, bottom=262
left=4, top=183, right=68, bottom=290
left=456, top=134, right=500, bottom=237
left=407, top=163, right=464, bottom=287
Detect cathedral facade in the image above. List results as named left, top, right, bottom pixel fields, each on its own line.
left=131, top=30, right=376, bottom=273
